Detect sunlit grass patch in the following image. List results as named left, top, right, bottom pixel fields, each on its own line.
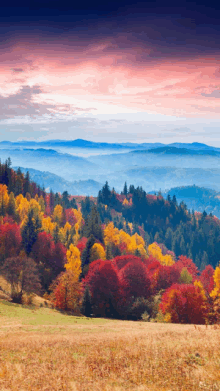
left=0, top=300, right=220, bottom=390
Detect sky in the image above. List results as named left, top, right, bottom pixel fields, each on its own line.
left=1, top=0, right=220, bottom=145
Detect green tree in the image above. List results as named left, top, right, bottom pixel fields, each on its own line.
left=21, top=209, right=42, bottom=255
left=81, top=285, right=93, bottom=317
left=82, top=205, right=103, bottom=243
left=7, top=192, right=16, bottom=218
left=179, top=267, right=193, bottom=284
left=81, top=234, right=96, bottom=267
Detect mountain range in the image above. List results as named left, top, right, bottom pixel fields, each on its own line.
left=1, top=139, right=220, bottom=215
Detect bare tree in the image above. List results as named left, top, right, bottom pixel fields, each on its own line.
left=1, top=256, right=41, bottom=303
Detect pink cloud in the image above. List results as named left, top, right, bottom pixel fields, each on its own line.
left=1, top=38, right=220, bottom=118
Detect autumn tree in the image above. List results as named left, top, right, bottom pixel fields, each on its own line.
left=0, top=184, right=9, bottom=216
left=65, top=244, right=82, bottom=281
left=0, top=223, right=22, bottom=265
left=1, top=256, right=41, bottom=303
left=200, top=265, right=214, bottom=294
left=152, top=264, right=181, bottom=293
left=82, top=259, right=120, bottom=318
left=160, top=283, right=208, bottom=324
left=175, top=255, right=199, bottom=282
left=49, top=271, right=81, bottom=313
left=178, top=267, right=193, bottom=284
left=119, top=259, right=151, bottom=301
left=52, top=204, right=63, bottom=226
left=76, top=237, right=88, bottom=255
left=90, top=243, right=106, bottom=263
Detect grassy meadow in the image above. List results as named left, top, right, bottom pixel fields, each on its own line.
left=0, top=300, right=219, bottom=391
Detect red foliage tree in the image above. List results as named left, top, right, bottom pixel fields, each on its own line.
left=153, top=265, right=181, bottom=293
left=119, top=259, right=151, bottom=300
left=113, top=254, right=146, bottom=270
left=199, top=265, right=215, bottom=294
left=65, top=208, right=77, bottom=226
left=82, top=259, right=121, bottom=317
left=76, top=237, right=88, bottom=255
left=160, top=283, right=208, bottom=324
left=31, top=231, right=66, bottom=291
left=175, top=255, right=199, bottom=281
left=51, top=242, right=66, bottom=274
left=0, top=223, right=22, bottom=263
left=31, top=231, right=54, bottom=267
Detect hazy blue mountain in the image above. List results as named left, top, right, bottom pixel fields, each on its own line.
left=133, top=146, right=220, bottom=156
left=0, top=148, right=98, bottom=181
left=120, top=167, right=220, bottom=193
left=87, top=148, right=220, bottom=172
left=168, top=142, right=220, bottom=151
left=2, top=140, right=220, bottom=196
left=159, top=185, right=220, bottom=218
left=13, top=167, right=104, bottom=196
left=0, top=139, right=163, bottom=150
left=0, top=139, right=218, bottom=153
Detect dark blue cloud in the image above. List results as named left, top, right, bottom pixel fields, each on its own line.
left=1, top=0, right=220, bottom=61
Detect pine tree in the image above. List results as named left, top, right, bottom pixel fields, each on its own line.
left=165, top=228, right=173, bottom=249
left=7, top=192, right=16, bottom=218
left=106, top=244, right=113, bottom=260
left=123, top=182, right=128, bottom=196
left=83, top=205, right=103, bottom=243
left=81, top=234, right=96, bottom=267
left=24, top=171, right=31, bottom=196
left=21, top=209, right=41, bottom=255
left=81, top=285, right=92, bottom=317
left=53, top=224, right=59, bottom=244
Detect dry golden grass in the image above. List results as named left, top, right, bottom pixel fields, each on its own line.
left=0, top=301, right=220, bottom=390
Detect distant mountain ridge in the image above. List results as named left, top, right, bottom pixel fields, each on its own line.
left=158, top=185, right=220, bottom=218
left=13, top=167, right=104, bottom=196
left=1, top=139, right=219, bottom=151
left=133, top=146, right=220, bottom=156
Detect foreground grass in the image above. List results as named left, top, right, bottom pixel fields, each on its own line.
left=0, top=300, right=220, bottom=390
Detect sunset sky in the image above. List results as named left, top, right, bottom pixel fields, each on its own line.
left=1, top=0, right=220, bottom=144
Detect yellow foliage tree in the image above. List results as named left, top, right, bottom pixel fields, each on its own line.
left=90, top=243, right=106, bottom=262
left=42, top=216, right=56, bottom=235
left=59, top=222, right=72, bottom=246
left=0, top=184, right=9, bottom=215
left=104, top=222, right=120, bottom=247
left=38, top=195, right=45, bottom=213
left=210, top=265, right=220, bottom=299
left=122, top=198, right=129, bottom=206
left=119, top=229, right=131, bottom=249
left=148, top=242, right=174, bottom=266
left=72, top=208, right=83, bottom=243
left=16, top=196, right=29, bottom=223
left=65, top=244, right=82, bottom=281
left=29, top=198, right=43, bottom=220
left=53, top=204, right=63, bottom=226
left=15, top=194, right=24, bottom=209
left=126, top=232, right=147, bottom=257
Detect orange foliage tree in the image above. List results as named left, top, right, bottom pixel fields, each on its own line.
left=50, top=271, right=81, bottom=312
left=160, top=283, right=209, bottom=324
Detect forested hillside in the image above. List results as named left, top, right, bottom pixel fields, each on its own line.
left=1, top=158, right=220, bottom=324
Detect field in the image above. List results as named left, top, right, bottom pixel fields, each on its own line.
left=0, top=301, right=219, bottom=391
